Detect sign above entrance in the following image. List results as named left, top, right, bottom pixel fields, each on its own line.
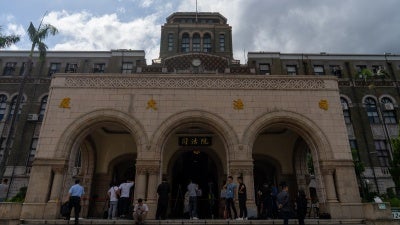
left=179, top=136, right=212, bottom=146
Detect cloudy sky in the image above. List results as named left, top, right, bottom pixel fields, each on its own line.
left=1, top=0, right=399, bottom=63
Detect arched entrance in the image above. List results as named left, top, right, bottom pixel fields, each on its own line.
left=251, top=122, right=323, bottom=218
left=63, top=122, right=138, bottom=218
left=169, top=149, right=220, bottom=219
left=161, top=124, right=228, bottom=219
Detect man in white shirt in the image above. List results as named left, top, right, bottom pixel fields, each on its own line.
left=0, top=179, right=9, bottom=202
left=118, top=179, right=134, bottom=218
left=133, top=198, right=148, bottom=225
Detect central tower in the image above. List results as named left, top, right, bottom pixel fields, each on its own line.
left=159, top=12, right=233, bottom=59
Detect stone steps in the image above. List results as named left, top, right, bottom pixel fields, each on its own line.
left=20, top=219, right=366, bottom=225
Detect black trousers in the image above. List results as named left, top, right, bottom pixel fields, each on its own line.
left=155, top=198, right=168, bottom=219
left=225, top=198, right=237, bottom=219
left=119, top=197, right=131, bottom=217
left=238, top=196, right=247, bottom=218
left=67, top=196, right=81, bottom=224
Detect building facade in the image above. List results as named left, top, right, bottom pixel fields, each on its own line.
left=0, top=12, right=398, bottom=220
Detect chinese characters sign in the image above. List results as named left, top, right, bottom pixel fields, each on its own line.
left=179, top=136, right=212, bottom=146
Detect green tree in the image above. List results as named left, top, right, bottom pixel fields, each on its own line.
left=390, top=129, right=400, bottom=196
left=0, top=26, right=20, bottom=48
left=27, top=21, right=58, bottom=61
left=0, top=19, right=57, bottom=182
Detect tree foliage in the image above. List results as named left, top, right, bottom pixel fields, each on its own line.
left=0, top=26, right=20, bottom=49
left=27, top=21, right=58, bottom=60
left=390, top=131, right=400, bottom=189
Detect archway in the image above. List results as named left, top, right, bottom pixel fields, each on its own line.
left=248, top=115, right=326, bottom=218
left=169, top=149, right=220, bottom=219
left=63, top=121, right=139, bottom=218
left=161, top=123, right=228, bottom=219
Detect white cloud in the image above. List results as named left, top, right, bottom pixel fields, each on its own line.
left=43, top=10, right=161, bottom=63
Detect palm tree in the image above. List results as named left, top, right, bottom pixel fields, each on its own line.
left=0, top=19, right=57, bottom=183
left=0, top=26, right=20, bottom=49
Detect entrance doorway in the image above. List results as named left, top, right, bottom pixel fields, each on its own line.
left=170, top=150, right=219, bottom=219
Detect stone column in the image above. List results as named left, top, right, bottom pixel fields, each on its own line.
left=323, top=169, right=338, bottom=202
left=135, top=166, right=147, bottom=200
left=49, top=166, right=65, bottom=201
left=147, top=166, right=160, bottom=204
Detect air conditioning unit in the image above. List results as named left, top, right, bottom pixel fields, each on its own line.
left=383, top=103, right=394, bottom=111
left=27, top=114, right=39, bottom=121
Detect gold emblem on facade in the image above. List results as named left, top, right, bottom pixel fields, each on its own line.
left=59, top=97, right=71, bottom=108
left=233, top=99, right=244, bottom=110
left=146, top=98, right=157, bottom=110
left=319, top=99, right=328, bottom=111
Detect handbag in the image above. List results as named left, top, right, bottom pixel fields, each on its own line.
left=60, top=201, right=70, bottom=217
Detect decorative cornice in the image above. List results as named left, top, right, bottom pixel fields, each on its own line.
left=59, top=74, right=330, bottom=90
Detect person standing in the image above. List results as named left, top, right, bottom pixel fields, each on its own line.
left=107, top=182, right=120, bottom=219
left=156, top=178, right=170, bottom=220
left=0, top=178, right=9, bottom=202
left=224, top=176, right=237, bottom=220
left=133, top=198, right=148, bottom=225
left=236, top=177, right=247, bottom=220
left=276, top=183, right=291, bottom=225
left=187, top=179, right=199, bottom=219
left=67, top=179, right=85, bottom=225
left=219, top=182, right=227, bottom=219
left=118, top=178, right=134, bottom=218
left=296, top=190, right=307, bottom=225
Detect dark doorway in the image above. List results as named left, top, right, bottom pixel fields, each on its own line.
left=170, top=150, right=219, bottom=219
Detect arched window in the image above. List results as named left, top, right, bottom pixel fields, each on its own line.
left=0, top=95, right=7, bottom=121
left=219, top=34, right=225, bottom=51
left=340, top=97, right=351, bottom=124
left=168, top=33, right=174, bottom=51
left=38, top=95, right=48, bottom=121
left=192, top=33, right=201, bottom=52
left=8, top=95, right=25, bottom=120
left=181, top=33, right=190, bottom=53
left=203, top=33, right=212, bottom=52
left=381, top=97, right=397, bottom=124
left=364, top=97, right=380, bottom=124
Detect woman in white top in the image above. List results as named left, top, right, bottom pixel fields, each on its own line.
left=107, top=183, right=120, bottom=219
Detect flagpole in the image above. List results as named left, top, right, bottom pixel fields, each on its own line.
left=195, top=0, right=198, bottom=23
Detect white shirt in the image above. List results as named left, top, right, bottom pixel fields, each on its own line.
left=134, top=203, right=149, bottom=214
left=0, top=183, right=8, bottom=199
left=119, top=181, right=134, bottom=198
left=108, top=186, right=119, bottom=202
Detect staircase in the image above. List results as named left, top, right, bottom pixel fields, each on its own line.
left=19, top=219, right=366, bottom=225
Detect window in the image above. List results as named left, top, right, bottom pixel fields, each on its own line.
left=349, top=140, right=358, bottom=150
left=0, top=95, right=7, bottom=121
left=65, top=63, right=78, bottom=73
left=329, top=65, right=342, bottom=77
left=26, top=138, right=38, bottom=167
left=19, top=62, right=26, bottom=76
left=203, top=33, right=212, bottom=52
left=48, top=63, right=61, bottom=76
left=364, top=97, right=380, bottom=124
left=341, top=98, right=351, bottom=124
left=3, top=62, right=17, bottom=76
left=192, top=33, right=201, bottom=52
left=121, top=62, right=133, bottom=74
left=0, top=138, right=5, bottom=164
left=286, top=65, right=297, bottom=75
left=219, top=34, right=225, bottom=52
left=181, top=33, right=190, bottom=52
left=8, top=95, right=25, bottom=120
left=38, top=96, right=48, bottom=121
left=259, top=63, right=271, bottom=75
left=168, top=33, right=174, bottom=51
left=372, top=65, right=383, bottom=75
left=313, top=65, right=325, bottom=75
left=356, top=65, right=367, bottom=73
left=381, top=97, right=397, bottom=124
left=93, top=63, right=105, bottom=73
left=374, top=140, right=390, bottom=167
